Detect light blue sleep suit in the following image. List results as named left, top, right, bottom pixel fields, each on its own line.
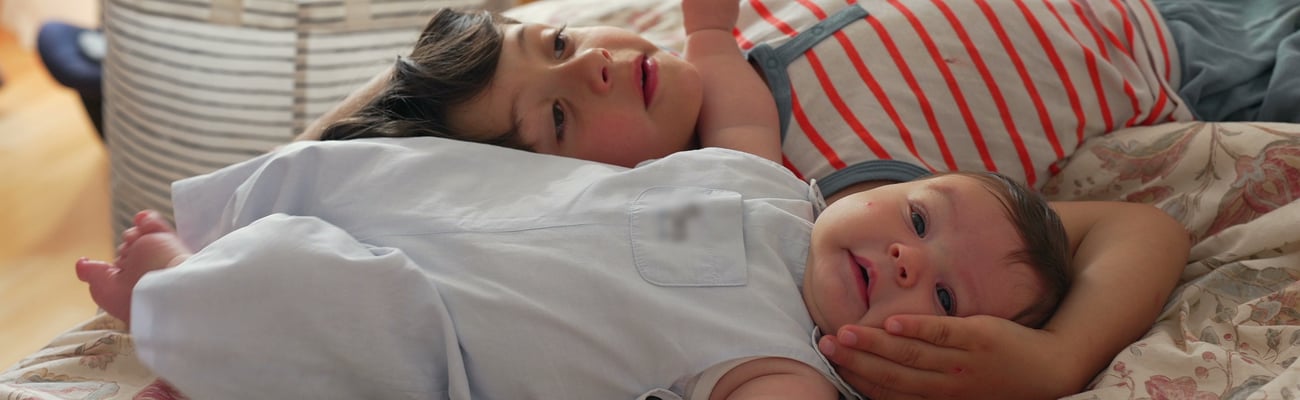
left=131, top=138, right=860, bottom=399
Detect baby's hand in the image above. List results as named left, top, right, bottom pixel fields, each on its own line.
left=76, top=210, right=192, bottom=326
left=683, top=0, right=740, bottom=35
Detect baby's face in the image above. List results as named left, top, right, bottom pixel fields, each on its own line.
left=802, top=175, right=1045, bottom=333
left=449, top=23, right=702, bottom=168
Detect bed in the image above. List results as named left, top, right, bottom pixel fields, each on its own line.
left=4, top=0, right=1298, bottom=398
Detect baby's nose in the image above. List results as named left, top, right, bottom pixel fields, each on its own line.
left=890, top=244, right=920, bottom=288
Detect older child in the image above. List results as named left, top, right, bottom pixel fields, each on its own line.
left=76, top=134, right=1170, bottom=399
left=296, top=1, right=1196, bottom=397
left=315, top=0, right=781, bottom=168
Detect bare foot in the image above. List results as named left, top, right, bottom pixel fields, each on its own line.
left=77, top=210, right=192, bottom=326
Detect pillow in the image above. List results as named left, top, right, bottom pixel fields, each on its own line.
left=102, top=0, right=501, bottom=235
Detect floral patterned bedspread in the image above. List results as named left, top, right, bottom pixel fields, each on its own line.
left=1047, top=122, right=1300, bottom=399
left=0, top=316, right=184, bottom=400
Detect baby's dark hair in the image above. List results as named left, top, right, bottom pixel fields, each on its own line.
left=320, top=8, right=526, bottom=149
left=927, top=171, right=1072, bottom=328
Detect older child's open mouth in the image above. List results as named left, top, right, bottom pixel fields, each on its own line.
left=640, top=55, right=657, bottom=108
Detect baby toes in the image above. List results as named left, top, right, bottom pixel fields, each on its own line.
left=75, top=258, right=132, bottom=325
left=75, top=257, right=114, bottom=283
left=134, top=210, right=176, bottom=235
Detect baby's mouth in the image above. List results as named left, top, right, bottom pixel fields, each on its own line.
left=851, top=253, right=872, bottom=308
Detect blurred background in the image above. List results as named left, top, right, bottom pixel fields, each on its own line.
left=0, top=0, right=110, bottom=368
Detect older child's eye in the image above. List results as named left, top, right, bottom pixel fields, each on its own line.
left=910, top=206, right=927, bottom=238
left=552, top=26, right=568, bottom=59
left=936, top=286, right=955, bottom=315
left=551, top=101, right=566, bottom=141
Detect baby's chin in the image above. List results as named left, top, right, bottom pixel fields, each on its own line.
left=804, top=301, right=840, bottom=337
left=813, top=321, right=835, bottom=336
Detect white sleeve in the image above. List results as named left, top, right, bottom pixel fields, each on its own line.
left=170, top=143, right=316, bottom=250
left=132, top=214, right=470, bottom=400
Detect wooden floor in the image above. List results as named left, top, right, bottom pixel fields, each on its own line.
left=0, top=25, right=112, bottom=369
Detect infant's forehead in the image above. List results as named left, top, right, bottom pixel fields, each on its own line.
left=987, top=260, right=1051, bottom=322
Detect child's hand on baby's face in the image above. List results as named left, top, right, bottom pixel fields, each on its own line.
left=820, top=314, right=1073, bottom=399
left=682, top=0, right=740, bottom=34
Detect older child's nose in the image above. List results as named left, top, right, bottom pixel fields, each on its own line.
left=574, top=48, right=612, bottom=94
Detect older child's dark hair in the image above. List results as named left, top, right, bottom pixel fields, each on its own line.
left=936, top=171, right=1072, bottom=329
left=320, top=8, right=526, bottom=149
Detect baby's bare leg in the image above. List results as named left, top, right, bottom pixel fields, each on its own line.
left=76, top=210, right=193, bottom=326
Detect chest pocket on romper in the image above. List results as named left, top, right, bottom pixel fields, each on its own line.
left=630, top=186, right=747, bottom=287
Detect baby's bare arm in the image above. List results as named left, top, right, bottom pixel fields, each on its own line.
left=682, top=0, right=781, bottom=163
left=709, top=357, right=838, bottom=400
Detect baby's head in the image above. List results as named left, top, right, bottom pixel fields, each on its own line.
left=801, top=171, right=1071, bottom=334
left=322, top=8, right=703, bottom=167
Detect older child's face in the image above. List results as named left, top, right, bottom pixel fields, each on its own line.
left=449, top=23, right=703, bottom=167
left=802, top=175, right=1044, bottom=333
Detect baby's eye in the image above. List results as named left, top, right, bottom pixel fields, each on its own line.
left=552, top=26, right=568, bottom=59
left=551, top=101, right=566, bottom=141
left=910, top=207, right=927, bottom=238
left=936, top=286, right=955, bottom=315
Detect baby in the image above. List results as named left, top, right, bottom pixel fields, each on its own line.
left=77, top=135, right=1071, bottom=398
